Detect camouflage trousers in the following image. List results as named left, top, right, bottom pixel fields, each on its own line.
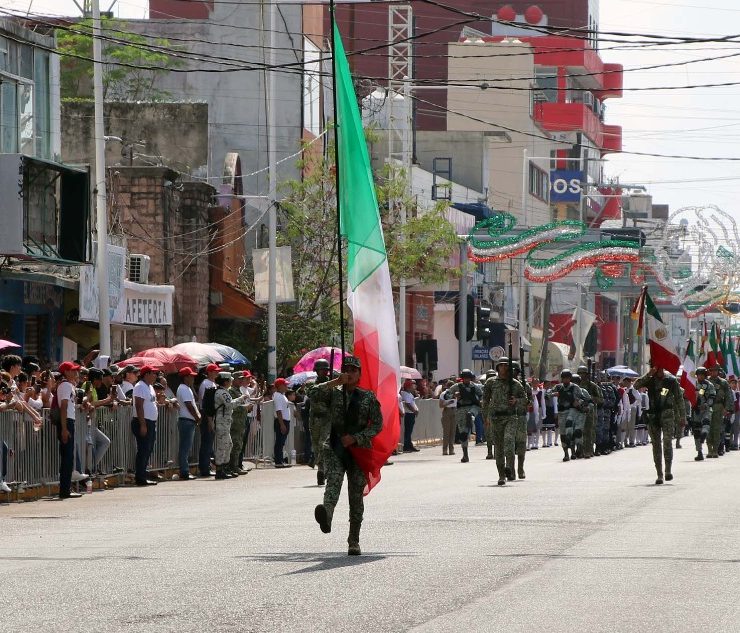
left=647, top=414, right=674, bottom=475
left=229, top=416, right=246, bottom=469
left=455, top=406, right=478, bottom=447
left=310, top=417, right=330, bottom=472
left=708, top=408, right=725, bottom=455
left=492, top=415, right=516, bottom=478
left=322, top=447, right=366, bottom=525
left=515, top=415, right=527, bottom=453
left=691, top=415, right=710, bottom=451
left=558, top=410, right=584, bottom=448
left=214, top=416, right=233, bottom=466
left=582, top=406, right=596, bottom=457
left=596, top=408, right=611, bottom=450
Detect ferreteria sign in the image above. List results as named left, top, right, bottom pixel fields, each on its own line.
left=122, top=282, right=174, bottom=326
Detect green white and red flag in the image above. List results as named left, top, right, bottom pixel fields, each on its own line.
left=707, top=322, right=721, bottom=368
left=634, top=287, right=681, bottom=375
left=680, top=338, right=697, bottom=406
left=333, top=19, right=400, bottom=493
left=698, top=321, right=708, bottom=367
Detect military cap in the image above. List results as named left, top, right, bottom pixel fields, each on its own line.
left=576, top=365, right=589, bottom=374
left=561, top=369, right=573, bottom=378
left=511, top=361, right=521, bottom=370
left=232, top=371, right=245, bottom=379
left=696, top=366, right=708, bottom=374
left=495, top=357, right=509, bottom=369
left=88, top=368, right=103, bottom=380
left=459, top=368, right=475, bottom=379
left=313, top=358, right=331, bottom=371
left=218, top=371, right=233, bottom=381
left=342, top=356, right=362, bottom=369
left=486, top=369, right=496, bottom=377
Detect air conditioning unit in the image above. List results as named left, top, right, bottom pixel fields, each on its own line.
left=128, top=254, right=150, bottom=284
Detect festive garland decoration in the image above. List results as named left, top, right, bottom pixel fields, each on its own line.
left=466, top=207, right=740, bottom=319
left=467, top=213, right=641, bottom=283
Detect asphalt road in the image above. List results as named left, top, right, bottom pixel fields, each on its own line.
left=3, top=442, right=740, bottom=633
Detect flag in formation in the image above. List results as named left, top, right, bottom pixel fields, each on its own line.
left=333, top=19, right=401, bottom=494
left=632, top=287, right=681, bottom=375
left=681, top=338, right=697, bottom=407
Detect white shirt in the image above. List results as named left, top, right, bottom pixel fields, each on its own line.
left=177, top=383, right=197, bottom=420
left=57, top=380, right=77, bottom=420
left=273, top=391, right=291, bottom=421
left=119, top=380, right=135, bottom=399
left=400, top=390, right=418, bottom=413
left=133, top=380, right=158, bottom=420
left=198, top=378, right=215, bottom=406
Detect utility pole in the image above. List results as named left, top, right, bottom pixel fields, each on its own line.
left=92, top=0, right=110, bottom=356
left=458, top=240, right=468, bottom=373
left=265, top=0, right=278, bottom=383
left=537, top=282, right=552, bottom=380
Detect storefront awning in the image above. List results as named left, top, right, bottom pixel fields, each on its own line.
left=211, top=283, right=263, bottom=323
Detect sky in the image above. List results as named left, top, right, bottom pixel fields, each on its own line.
left=2, top=0, right=740, bottom=218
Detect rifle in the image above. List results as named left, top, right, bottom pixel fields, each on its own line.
left=587, top=358, right=593, bottom=384
left=508, top=341, right=513, bottom=398
left=519, top=345, right=525, bottom=381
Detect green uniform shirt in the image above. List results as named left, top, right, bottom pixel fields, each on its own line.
left=312, top=384, right=383, bottom=449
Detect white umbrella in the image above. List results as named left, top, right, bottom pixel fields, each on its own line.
left=606, top=365, right=639, bottom=378
left=400, top=365, right=422, bottom=380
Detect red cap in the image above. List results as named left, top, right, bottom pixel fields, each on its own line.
left=242, top=370, right=252, bottom=378
left=274, top=377, right=289, bottom=387
left=140, top=365, right=157, bottom=375
left=403, top=379, right=415, bottom=389
left=179, top=367, right=197, bottom=377
left=58, top=361, right=81, bottom=373
left=206, top=363, right=220, bottom=372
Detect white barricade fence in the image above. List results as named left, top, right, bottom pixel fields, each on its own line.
left=256, top=400, right=300, bottom=467
left=410, top=398, right=443, bottom=445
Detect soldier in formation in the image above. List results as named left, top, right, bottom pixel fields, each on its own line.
left=511, top=361, right=533, bottom=479
left=707, top=364, right=732, bottom=458
left=307, top=358, right=332, bottom=485
left=313, top=356, right=383, bottom=556
left=551, top=370, right=588, bottom=461
left=442, top=369, right=483, bottom=463
left=576, top=365, right=603, bottom=458
left=227, top=372, right=251, bottom=476
left=691, top=367, right=715, bottom=461
left=481, top=358, right=527, bottom=485
left=634, top=364, right=685, bottom=484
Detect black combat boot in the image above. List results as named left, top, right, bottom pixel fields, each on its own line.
left=695, top=450, right=704, bottom=461
left=314, top=504, right=332, bottom=533
left=517, top=453, right=526, bottom=480
left=461, top=445, right=469, bottom=463
left=348, top=522, right=361, bottom=556
left=665, top=460, right=673, bottom=481
left=215, top=467, right=228, bottom=480
left=317, top=470, right=325, bottom=486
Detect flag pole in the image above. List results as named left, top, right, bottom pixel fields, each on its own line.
left=329, top=0, right=347, bottom=360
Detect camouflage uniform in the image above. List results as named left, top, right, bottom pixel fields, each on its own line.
left=307, top=375, right=331, bottom=479
left=228, top=385, right=249, bottom=472
left=708, top=374, right=732, bottom=457
left=443, top=379, right=483, bottom=462
left=691, top=375, right=715, bottom=459
left=213, top=387, right=234, bottom=467
left=513, top=371, right=533, bottom=478
left=312, top=379, right=383, bottom=538
left=551, top=381, right=588, bottom=460
left=634, top=371, right=685, bottom=482
left=482, top=373, right=527, bottom=483
left=578, top=374, right=604, bottom=458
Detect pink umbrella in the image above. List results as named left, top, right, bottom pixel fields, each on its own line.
left=293, top=346, right=349, bottom=374
left=0, top=339, right=20, bottom=351
left=121, top=356, right=164, bottom=372
left=136, top=348, right=198, bottom=374
left=171, top=342, right=225, bottom=365
left=400, top=365, right=422, bottom=380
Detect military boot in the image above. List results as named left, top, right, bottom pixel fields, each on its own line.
left=517, top=453, right=526, bottom=480
left=317, top=470, right=325, bottom=486
left=461, top=445, right=469, bottom=463
left=665, top=460, right=673, bottom=481
left=215, top=467, right=228, bottom=480
left=695, top=450, right=704, bottom=461
left=655, top=467, right=664, bottom=485
left=314, top=504, right=332, bottom=534
left=562, top=446, right=570, bottom=462
left=486, top=445, right=494, bottom=460
left=347, top=522, right=362, bottom=556
left=505, top=453, right=516, bottom=480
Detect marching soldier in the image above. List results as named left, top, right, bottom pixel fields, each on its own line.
left=511, top=361, right=533, bottom=479
left=442, top=369, right=483, bottom=464
left=482, top=358, right=527, bottom=486
left=483, top=369, right=496, bottom=460
left=551, top=370, right=588, bottom=461
left=634, top=365, right=686, bottom=484
left=691, top=367, right=716, bottom=461
left=227, top=372, right=251, bottom=476
left=707, top=364, right=732, bottom=458
left=307, top=358, right=332, bottom=485
left=570, top=374, right=592, bottom=458
left=312, top=356, right=383, bottom=556
left=577, top=366, right=603, bottom=458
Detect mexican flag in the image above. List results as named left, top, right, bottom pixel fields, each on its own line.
left=334, top=19, right=401, bottom=494
left=698, top=321, right=708, bottom=367
left=707, top=322, right=721, bottom=368
left=728, top=334, right=740, bottom=378
left=635, top=287, right=681, bottom=375
left=680, top=338, right=697, bottom=407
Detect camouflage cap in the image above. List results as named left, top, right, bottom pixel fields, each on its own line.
left=342, top=356, right=362, bottom=369
left=561, top=369, right=573, bottom=377
left=313, top=358, right=331, bottom=370
left=577, top=365, right=589, bottom=374
left=495, top=356, right=509, bottom=369
left=459, top=368, right=475, bottom=379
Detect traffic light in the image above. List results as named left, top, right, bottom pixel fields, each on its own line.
left=476, top=305, right=492, bottom=346
left=454, top=295, right=475, bottom=342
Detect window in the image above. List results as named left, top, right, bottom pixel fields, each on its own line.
left=19, top=83, right=33, bottom=155
left=303, top=38, right=322, bottom=137
left=33, top=51, right=50, bottom=158
left=535, top=67, right=557, bottom=103
left=1, top=81, right=18, bottom=152
left=528, top=162, right=549, bottom=202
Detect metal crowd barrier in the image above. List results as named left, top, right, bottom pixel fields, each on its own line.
left=410, top=398, right=444, bottom=445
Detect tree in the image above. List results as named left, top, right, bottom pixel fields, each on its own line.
left=242, top=140, right=460, bottom=375
left=57, top=18, right=179, bottom=101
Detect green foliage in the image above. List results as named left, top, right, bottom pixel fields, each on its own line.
left=57, top=18, right=180, bottom=101
left=242, top=138, right=460, bottom=375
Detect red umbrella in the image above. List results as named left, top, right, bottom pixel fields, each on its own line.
left=135, top=348, right=198, bottom=373
left=122, top=356, right=164, bottom=372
